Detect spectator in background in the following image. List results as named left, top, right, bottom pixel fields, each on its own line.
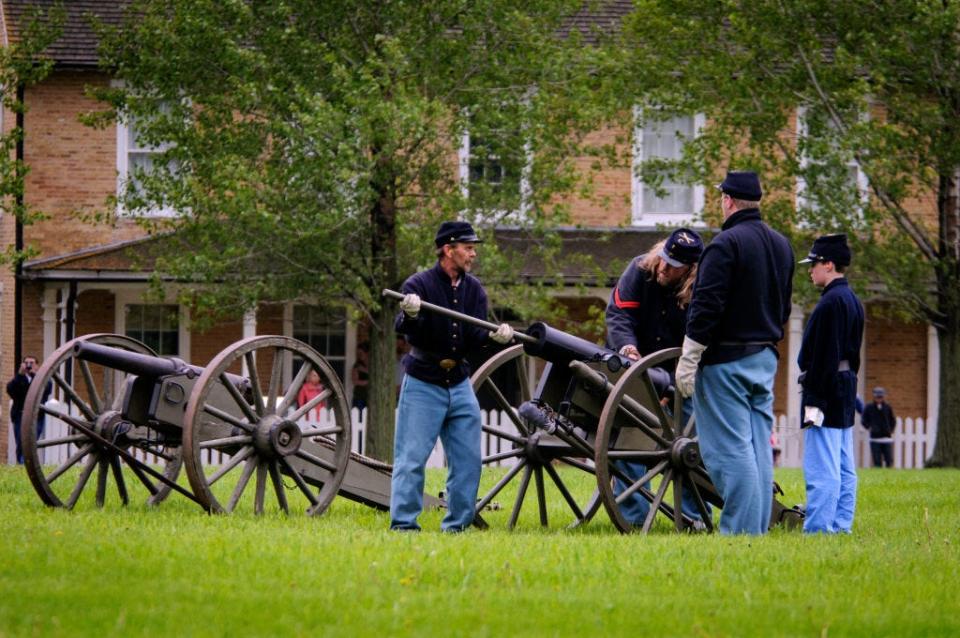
left=861, top=387, right=896, bottom=468
left=6, top=355, right=50, bottom=464
left=296, top=368, right=326, bottom=421
left=351, top=342, right=370, bottom=411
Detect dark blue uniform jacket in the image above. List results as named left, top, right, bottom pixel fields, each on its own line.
left=686, top=208, right=794, bottom=365
left=396, top=262, right=490, bottom=386
left=798, top=278, right=865, bottom=428
left=605, top=257, right=687, bottom=358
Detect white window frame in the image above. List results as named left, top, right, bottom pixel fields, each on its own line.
left=458, top=130, right=532, bottom=224
left=113, top=287, right=190, bottom=359
left=795, top=105, right=869, bottom=216
left=631, top=110, right=706, bottom=228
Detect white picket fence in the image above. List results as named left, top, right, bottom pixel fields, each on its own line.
left=773, top=414, right=937, bottom=469
left=7, top=402, right=938, bottom=471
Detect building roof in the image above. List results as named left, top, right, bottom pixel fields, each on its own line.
left=22, top=226, right=682, bottom=288
left=2, top=1, right=631, bottom=67
left=1, top=0, right=128, bottom=67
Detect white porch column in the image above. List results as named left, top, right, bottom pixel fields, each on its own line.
left=927, top=325, right=940, bottom=431
left=41, top=287, right=59, bottom=360
left=241, top=308, right=257, bottom=376
left=786, top=305, right=804, bottom=429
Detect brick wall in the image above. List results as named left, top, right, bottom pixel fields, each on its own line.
left=76, top=289, right=116, bottom=336
left=864, top=307, right=927, bottom=417
left=22, top=71, right=146, bottom=259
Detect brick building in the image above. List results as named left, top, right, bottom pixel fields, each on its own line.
left=0, top=1, right=938, bottom=463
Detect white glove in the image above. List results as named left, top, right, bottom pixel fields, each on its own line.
left=675, top=336, right=707, bottom=398
left=619, top=344, right=640, bottom=361
left=490, top=323, right=514, bottom=344
left=803, top=406, right=825, bottom=428
left=399, top=293, right=421, bottom=318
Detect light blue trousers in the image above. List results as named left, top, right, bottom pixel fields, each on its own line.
left=390, top=375, right=481, bottom=532
left=614, top=399, right=709, bottom=525
left=693, top=349, right=776, bottom=535
left=803, top=426, right=857, bottom=534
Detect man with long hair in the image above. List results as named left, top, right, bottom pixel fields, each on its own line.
left=605, top=227, right=705, bottom=528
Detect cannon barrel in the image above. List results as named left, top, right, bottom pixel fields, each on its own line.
left=523, top=322, right=629, bottom=371
left=74, top=341, right=197, bottom=378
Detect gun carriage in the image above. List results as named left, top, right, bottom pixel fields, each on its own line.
left=19, top=333, right=440, bottom=517
left=19, top=297, right=800, bottom=534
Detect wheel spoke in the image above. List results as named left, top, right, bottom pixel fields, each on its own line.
left=686, top=479, right=714, bottom=531
left=254, top=461, right=268, bottom=515
left=556, top=457, right=596, bottom=475
left=199, top=435, right=254, bottom=450
left=45, top=443, right=94, bottom=485
left=543, top=462, right=584, bottom=521
left=78, top=360, right=103, bottom=415
left=482, top=448, right=523, bottom=465
left=219, top=372, right=259, bottom=425
left=207, top=446, right=256, bottom=486
left=614, top=400, right=671, bottom=448
left=125, top=457, right=160, bottom=496
left=507, top=464, right=534, bottom=529
left=280, top=457, right=320, bottom=507
left=36, top=434, right=88, bottom=449
left=534, top=467, right=548, bottom=527
left=639, top=373, right=674, bottom=439
left=288, top=389, right=332, bottom=422
left=300, top=424, right=342, bottom=438
left=672, top=473, right=684, bottom=530
left=95, top=457, right=109, bottom=507
left=51, top=371, right=97, bottom=421
left=475, top=460, right=526, bottom=512
left=245, top=351, right=266, bottom=416
left=266, top=351, right=285, bottom=413
left=110, top=456, right=129, bottom=505
left=65, top=453, right=99, bottom=509
left=203, top=403, right=255, bottom=433
left=642, top=468, right=673, bottom=533
left=614, top=460, right=668, bottom=506
left=268, top=461, right=289, bottom=514
left=277, top=363, right=311, bottom=415
left=481, top=424, right=526, bottom=447
left=226, top=456, right=258, bottom=512
left=294, top=449, right=338, bottom=473
left=481, top=378, right=529, bottom=435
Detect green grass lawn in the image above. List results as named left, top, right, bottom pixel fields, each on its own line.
left=1, top=464, right=958, bottom=637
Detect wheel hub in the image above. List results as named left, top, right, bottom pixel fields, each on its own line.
left=94, top=411, right=133, bottom=449
left=670, top=437, right=701, bottom=469
left=253, top=415, right=302, bottom=458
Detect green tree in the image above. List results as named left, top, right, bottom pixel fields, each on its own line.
left=614, top=0, right=960, bottom=466
left=89, top=0, right=610, bottom=460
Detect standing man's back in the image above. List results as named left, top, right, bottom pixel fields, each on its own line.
left=675, top=171, right=794, bottom=535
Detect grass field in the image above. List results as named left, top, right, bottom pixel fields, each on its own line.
left=1, top=464, right=958, bottom=637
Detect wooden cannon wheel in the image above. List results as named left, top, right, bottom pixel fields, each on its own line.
left=469, top=344, right=603, bottom=530
left=182, top=336, right=351, bottom=516
left=595, top=348, right=723, bottom=534
left=21, top=334, right=183, bottom=509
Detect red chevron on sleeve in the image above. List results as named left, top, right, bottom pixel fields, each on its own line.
left=614, top=288, right=640, bottom=309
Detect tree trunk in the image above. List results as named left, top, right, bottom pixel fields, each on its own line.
left=927, top=284, right=960, bottom=467
left=364, top=304, right=397, bottom=462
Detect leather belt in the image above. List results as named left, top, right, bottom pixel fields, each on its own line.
left=411, top=347, right=460, bottom=371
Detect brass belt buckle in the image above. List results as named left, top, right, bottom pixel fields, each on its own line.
left=439, top=359, right=457, bottom=371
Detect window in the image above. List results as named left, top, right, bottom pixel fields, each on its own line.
left=293, top=305, right=346, bottom=380
left=632, top=113, right=705, bottom=226
left=124, top=304, right=180, bottom=355
left=458, top=130, right=531, bottom=222
left=116, top=106, right=179, bottom=217
left=796, top=105, right=868, bottom=217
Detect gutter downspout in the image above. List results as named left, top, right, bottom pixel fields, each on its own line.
left=14, top=83, right=25, bottom=365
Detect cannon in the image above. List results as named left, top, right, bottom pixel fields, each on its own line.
left=18, top=333, right=440, bottom=516
left=384, top=289, right=803, bottom=534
